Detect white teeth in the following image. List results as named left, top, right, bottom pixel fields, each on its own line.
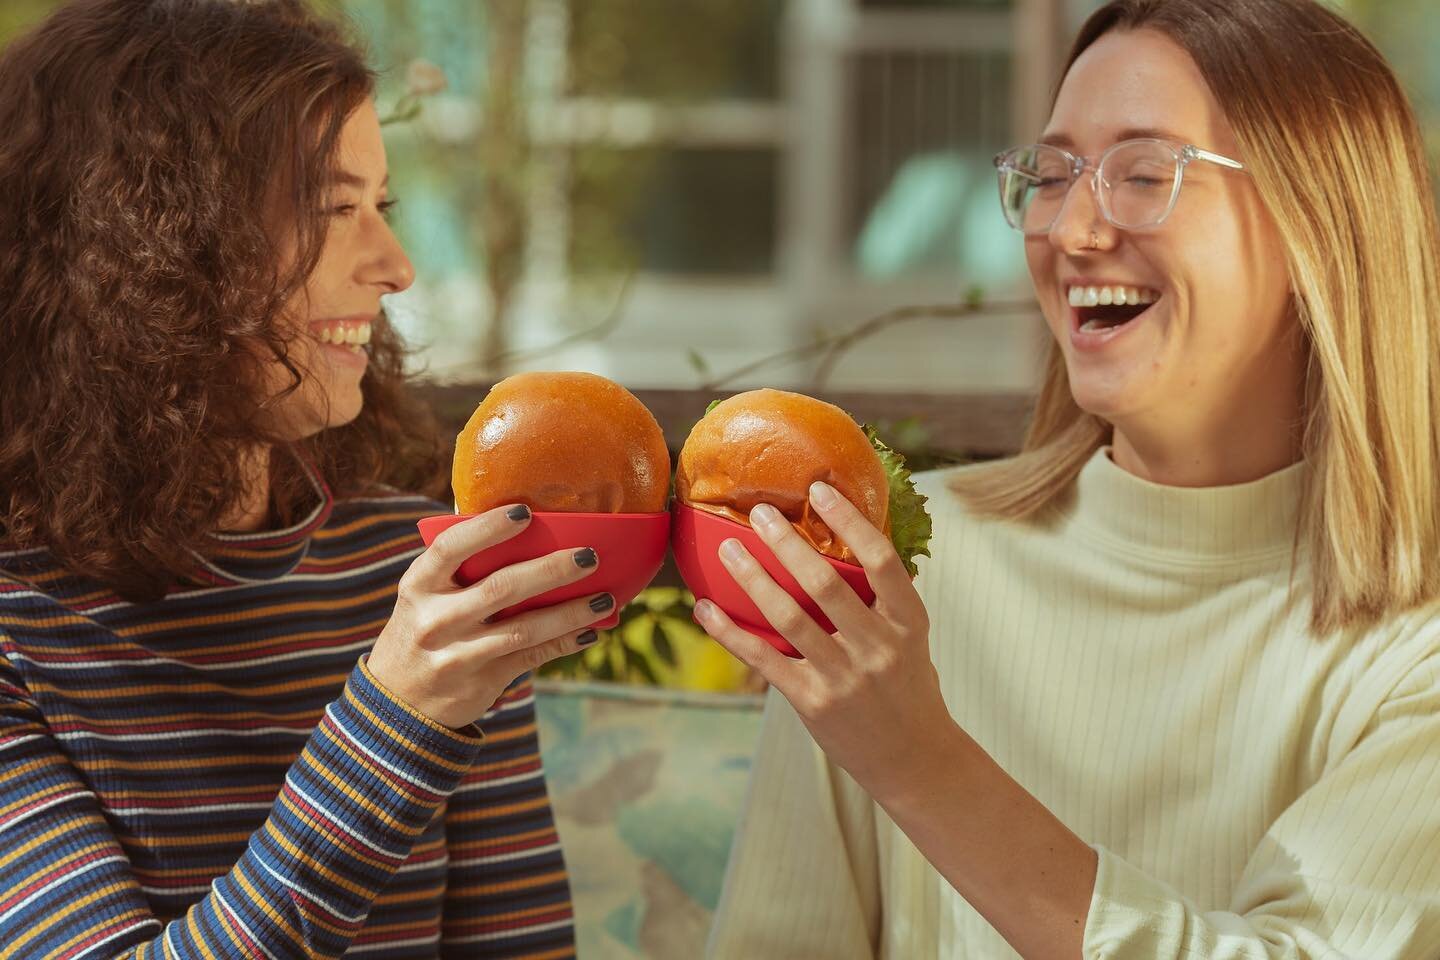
left=1067, top=285, right=1160, bottom=308
left=314, top=324, right=371, bottom=345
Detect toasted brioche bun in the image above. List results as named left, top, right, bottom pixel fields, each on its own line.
left=676, top=388, right=889, bottom=562
left=453, top=372, right=670, bottom=515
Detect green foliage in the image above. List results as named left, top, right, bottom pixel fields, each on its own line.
left=538, top=587, right=696, bottom=684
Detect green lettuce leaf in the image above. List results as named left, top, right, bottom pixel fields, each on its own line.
left=864, top=424, right=933, bottom=578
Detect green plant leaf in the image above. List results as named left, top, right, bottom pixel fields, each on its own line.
left=629, top=650, right=660, bottom=685
left=651, top=620, right=677, bottom=666
left=616, top=602, right=645, bottom=627
left=656, top=598, right=695, bottom=621
left=863, top=424, right=934, bottom=578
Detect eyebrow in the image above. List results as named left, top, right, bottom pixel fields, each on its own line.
left=1039, top=127, right=1191, bottom=148
left=325, top=171, right=390, bottom=189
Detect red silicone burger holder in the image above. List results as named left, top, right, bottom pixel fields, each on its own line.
left=670, top=501, right=877, bottom=658
left=417, top=511, right=672, bottom=629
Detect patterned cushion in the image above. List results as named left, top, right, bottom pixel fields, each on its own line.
left=536, top=681, right=764, bottom=958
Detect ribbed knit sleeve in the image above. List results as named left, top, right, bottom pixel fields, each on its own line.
left=440, top=674, right=576, bottom=958
left=1083, top=646, right=1440, bottom=958
left=706, top=689, right=880, bottom=959
left=0, top=649, right=482, bottom=959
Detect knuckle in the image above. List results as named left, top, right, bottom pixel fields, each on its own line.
left=861, top=543, right=897, bottom=572
left=408, top=607, right=443, bottom=645
left=475, top=570, right=513, bottom=610
left=431, top=647, right=464, bottom=675
left=771, top=606, right=811, bottom=637
left=518, top=641, right=557, bottom=673
left=865, top=648, right=899, bottom=679
left=397, top=566, right=423, bottom=596
left=494, top=629, right=530, bottom=655
left=806, top=572, right=848, bottom=605
left=429, top=525, right=465, bottom=561
left=807, top=689, right=838, bottom=720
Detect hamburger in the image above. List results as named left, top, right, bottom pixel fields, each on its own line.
left=676, top=389, right=932, bottom=575
left=453, top=371, right=670, bottom=515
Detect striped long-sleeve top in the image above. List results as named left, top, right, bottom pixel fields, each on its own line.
left=0, top=475, right=575, bottom=958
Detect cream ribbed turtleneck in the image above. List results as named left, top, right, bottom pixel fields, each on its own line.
left=707, top=449, right=1440, bottom=958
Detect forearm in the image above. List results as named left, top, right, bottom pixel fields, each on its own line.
left=870, top=720, right=1096, bottom=960
left=0, top=657, right=482, bottom=959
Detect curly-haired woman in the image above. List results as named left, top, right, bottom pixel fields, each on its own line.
left=705, top=0, right=1440, bottom=956
left=0, top=1, right=602, bottom=956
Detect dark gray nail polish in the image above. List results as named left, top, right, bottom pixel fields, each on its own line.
left=589, top=593, right=615, bottom=614
left=573, top=547, right=598, bottom=569
left=507, top=504, right=531, bottom=522
left=577, top=629, right=599, bottom=646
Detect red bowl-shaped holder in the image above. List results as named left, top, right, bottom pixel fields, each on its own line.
left=670, top=501, right=876, bottom=658
left=417, top=511, right=671, bottom=629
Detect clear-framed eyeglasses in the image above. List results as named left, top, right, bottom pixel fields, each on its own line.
left=993, top=138, right=1246, bottom=235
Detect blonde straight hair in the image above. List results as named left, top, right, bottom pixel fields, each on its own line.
left=952, top=0, right=1440, bottom=633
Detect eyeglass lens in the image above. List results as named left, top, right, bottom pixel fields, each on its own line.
left=1001, top=141, right=1181, bottom=234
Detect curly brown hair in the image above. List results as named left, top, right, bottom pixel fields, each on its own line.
left=0, top=0, right=448, bottom=601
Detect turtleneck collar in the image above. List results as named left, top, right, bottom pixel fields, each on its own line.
left=1063, top=446, right=1306, bottom=567
left=190, top=451, right=334, bottom=587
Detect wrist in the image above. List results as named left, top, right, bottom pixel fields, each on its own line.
left=361, top=652, right=472, bottom=733
left=867, top=716, right=972, bottom=814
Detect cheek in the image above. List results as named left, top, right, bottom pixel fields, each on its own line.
left=1024, top=240, right=1066, bottom=336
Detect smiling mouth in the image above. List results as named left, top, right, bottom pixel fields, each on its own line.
left=1068, top=284, right=1162, bottom=333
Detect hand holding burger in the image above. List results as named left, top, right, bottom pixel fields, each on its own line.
left=676, top=388, right=930, bottom=574
left=368, top=372, right=671, bottom=730
left=680, top=388, right=947, bottom=793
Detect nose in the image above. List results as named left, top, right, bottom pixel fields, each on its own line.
left=360, top=217, right=416, bottom=294
left=1048, top=170, right=1115, bottom=255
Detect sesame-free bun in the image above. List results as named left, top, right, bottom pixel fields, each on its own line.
left=452, top=372, right=671, bottom=515
left=676, top=389, right=889, bottom=562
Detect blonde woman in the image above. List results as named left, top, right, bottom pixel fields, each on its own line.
left=701, top=0, right=1440, bottom=956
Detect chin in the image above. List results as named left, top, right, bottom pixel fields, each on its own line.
left=325, top=395, right=365, bottom=430
left=1065, top=374, right=1145, bottom=425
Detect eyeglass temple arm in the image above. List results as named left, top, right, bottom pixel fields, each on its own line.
left=1186, top=145, right=1246, bottom=171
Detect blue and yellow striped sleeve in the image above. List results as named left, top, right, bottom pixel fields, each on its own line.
left=440, top=674, right=576, bottom=958
left=0, top=649, right=482, bottom=958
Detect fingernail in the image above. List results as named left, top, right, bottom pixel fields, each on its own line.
left=589, top=593, right=615, bottom=614
left=574, top=547, right=598, bottom=569
left=577, top=629, right=599, bottom=646
left=693, top=599, right=714, bottom=623
left=720, top=539, right=746, bottom=565
left=750, top=503, right=782, bottom=532
left=507, top=504, right=531, bottom=522
left=810, top=481, right=838, bottom=509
